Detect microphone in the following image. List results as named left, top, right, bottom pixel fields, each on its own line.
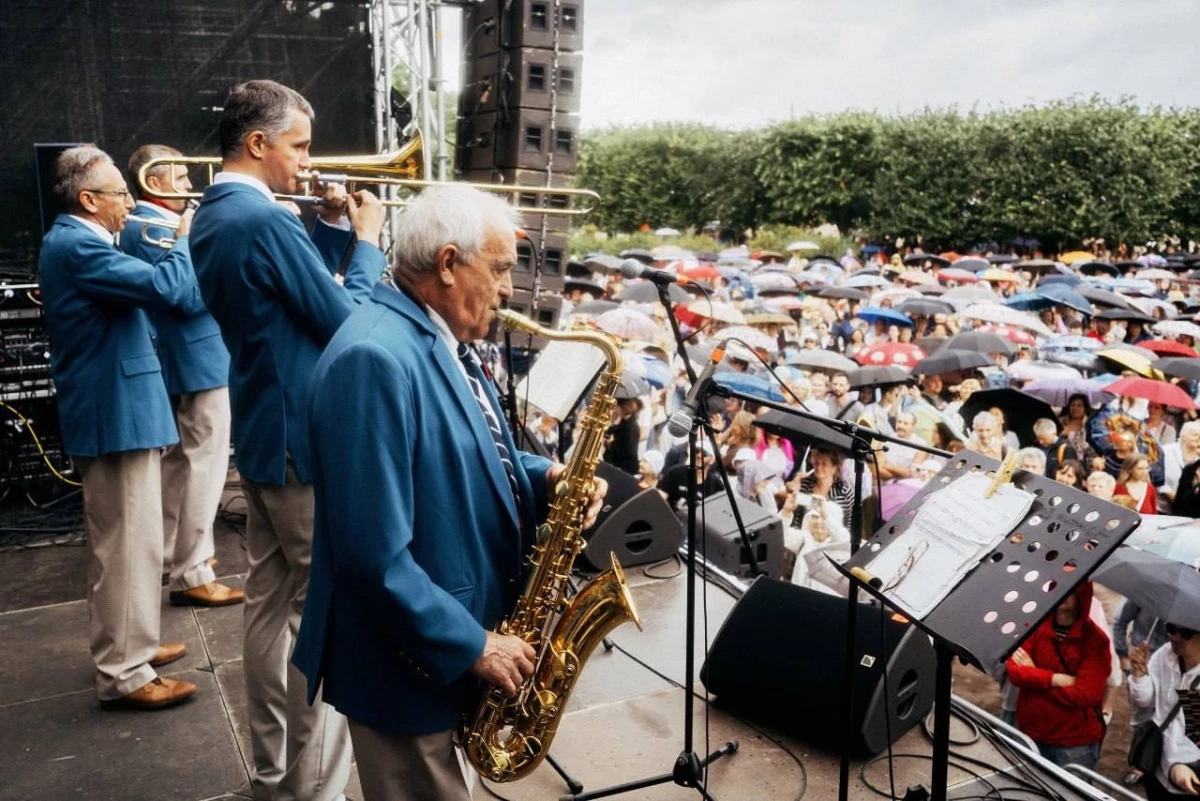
left=666, top=343, right=726, bottom=437
left=619, top=258, right=692, bottom=286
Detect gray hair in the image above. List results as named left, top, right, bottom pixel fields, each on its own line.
left=128, top=144, right=181, bottom=196
left=1086, top=470, right=1116, bottom=491
left=392, top=185, right=521, bottom=281
left=1033, top=418, right=1058, bottom=438
left=895, top=411, right=916, bottom=426
left=218, top=80, right=314, bottom=159
left=1181, top=420, right=1200, bottom=441
left=971, top=410, right=997, bottom=430
left=54, top=146, right=113, bottom=211
left=1017, top=447, right=1046, bottom=473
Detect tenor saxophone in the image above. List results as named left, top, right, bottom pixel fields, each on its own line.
left=460, top=309, right=643, bottom=782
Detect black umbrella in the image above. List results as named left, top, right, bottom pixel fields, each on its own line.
left=1096, top=308, right=1155, bottom=324
left=817, top=285, right=869, bottom=301
left=615, top=279, right=689, bottom=304
left=939, top=331, right=1017, bottom=356
left=1078, top=261, right=1120, bottom=278
left=1113, top=260, right=1143, bottom=271
left=1077, top=286, right=1135, bottom=310
left=583, top=253, right=621, bottom=274
left=902, top=254, right=951, bottom=268
left=848, top=365, right=911, bottom=389
left=911, top=349, right=993, bottom=376
left=897, top=297, right=955, bottom=316
left=1092, top=548, right=1200, bottom=631
left=619, top=248, right=655, bottom=264
left=960, top=388, right=1058, bottom=446
left=1156, top=356, right=1200, bottom=383
left=565, top=276, right=606, bottom=298
left=954, top=257, right=991, bottom=273
left=1019, top=259, right=1060, bottom=275
left=571, top=299, right=618, bottom=315
left=753, top=409, right=855, bottom=453
left=566, top=259, right=592, bottom=279
left=987, top=254, right=1019, bottom=265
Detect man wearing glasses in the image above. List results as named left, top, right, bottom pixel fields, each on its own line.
left=1130, top=619, right=1200, bottom=798
left=39, top=145, right=206, bottom=710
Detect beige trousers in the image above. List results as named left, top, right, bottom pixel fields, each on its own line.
left=162, top=386, right=231, bottom=590
left=76, top=449, right=163, bottom=700
left=242, top=468, right=351, bottom=801
left=347, top=720, right=473, bottom=801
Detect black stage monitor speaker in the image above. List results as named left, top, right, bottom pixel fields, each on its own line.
left=694, top=492, right=785, bottom=579
left=580, top=462, right=682, bottom=572
left=701, top=579, right=936, bottom=756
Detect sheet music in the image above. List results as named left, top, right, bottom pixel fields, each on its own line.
left=514, top=339, right=607, bottom=421
left=865, top=472, right=1034, bottom=619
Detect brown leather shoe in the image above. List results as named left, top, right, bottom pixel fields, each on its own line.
left=100, top=677, right=196, bottom=710
left=149, top=641, right=188, bottom=668
left=169, top=581, right=245, bottom=607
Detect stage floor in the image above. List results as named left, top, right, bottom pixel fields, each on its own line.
left=0, top=503, right=1136, bottom=800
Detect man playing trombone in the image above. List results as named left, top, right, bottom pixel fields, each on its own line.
left=188, top=79, right=386, bottom=801
left=122, top=144, right=243, bottom=611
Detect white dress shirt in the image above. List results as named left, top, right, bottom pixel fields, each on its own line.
left=1129, top=644, right=1200, bottom=790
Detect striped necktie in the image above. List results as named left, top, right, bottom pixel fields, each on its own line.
left=458, top=344, right=519, bottom=503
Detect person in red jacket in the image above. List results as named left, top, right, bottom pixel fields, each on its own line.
left=1006, top=580, right=1112, bottom=770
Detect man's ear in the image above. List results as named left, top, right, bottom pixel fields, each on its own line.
left=78, top=191, right=100, bottom=215
left=435, top=244, right=459, bottom=286
left=245, top=130, right=268, bottom=159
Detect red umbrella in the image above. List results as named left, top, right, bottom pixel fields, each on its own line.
left=1105, top=377, right=1198, bottom=411
left=1141, top=339, right=1199, bottom=358
left=853, top=342, right=927, bottom=367
left=679, top=263, right=721, bottom=280
left=975, top=323, right=1037, bottom=347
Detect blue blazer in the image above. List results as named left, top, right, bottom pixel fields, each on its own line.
left=188, top=182, right=385, bottom=485
left=120, top=203, right=230, bottom=395
left=38, top=214, right=205, bottom=456
left=293, top=283, right=554, bottom=734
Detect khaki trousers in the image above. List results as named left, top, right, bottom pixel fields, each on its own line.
left=76, top=449, right=163, bottom=700
left=347, top=720, right=474, bottom=801
left=162, top=386, right=230, bottom=590
left=242, top=468, right=350, bottom=801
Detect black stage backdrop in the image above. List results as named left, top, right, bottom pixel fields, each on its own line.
left=0, top=0, right=375, bottom=277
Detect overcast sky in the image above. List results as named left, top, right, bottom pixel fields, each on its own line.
left=445, top=0, right=1200, bottom=129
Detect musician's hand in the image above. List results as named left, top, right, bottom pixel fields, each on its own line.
left=1170, top=763, right=1200, bottom=795
left=545, top=465, right=608, bottom=530
left=346, top=189, right=385, bottom=247
left=470, top=631, right=535, bottom=697
left=316, top=179, right=349, bottom=223
left=1010, top=647, right=1034, bottom=668
left=176, top=207, right=195, bottom=237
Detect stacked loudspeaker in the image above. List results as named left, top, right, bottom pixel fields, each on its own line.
left=458, top=0, right=583, bottom=323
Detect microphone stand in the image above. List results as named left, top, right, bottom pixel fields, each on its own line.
left=704, top=385, right=951, bottom=801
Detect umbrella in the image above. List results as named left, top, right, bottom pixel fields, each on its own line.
left=1038, top=273, right=1083, bottom=287
left=1078, top=261, right=1121, bottom=278
left=615, top=370, right=651, bottom=399
left=1154, top=320, right=1200, bottom=341
left=979, top=268, right=1019, bottom=283
left=1104, top=376, right=1198, bottom=410
left=754, top=409, right=856, bottom=453
left=687, top=300, right=745, bottom=325
left=959, top=304, right=1051, bottom=337
left=911, top=349, right=992, bottom=376
left=1034, top=284, right=1094, bottom=315
left=848, top=365, right=911, bottom=389
left=902, top=254, right=951, bottom=268
left=1155, top=357, right=1200, bottom=383
left=907, top=401, right=967, bottom=444
left=595, top=308, right=659, bottom=340
left=942, top=285, right=1001, bottom=305
left=896, top=297, right=955, bottom=317
left=751, top=272, right=801, bottom=293
left=960, top=387, right=1059, bottom=445
left=1129, top=297, right=1178, bottom=320
left=1017, top=259, right=1061, bottom=276
left=1095, top=308, right=1155, bottom=324
left=712, top=373, right=785, bottom=403
left=1004, top=292, right=1055, bottom=312
left=918, top=284, right=949, bottom=296
left=616, top=279, right=690, bottom=304
left=635, top=354, right=672, bottom=389
left=584, top=253, right=622, bottom=273
left=618, top=248, right=655, bottom=264
left=869, top=287, right=922, bottom=306
left=1139, top=254, right=1169, bottom=267
left=1044, top=350, right=1106, bottom=374
left=1007, top=360, right=1083, bottom=382
left=1059, top=250, right=1094, bottom=265
left=680, top=264, right=721, bottom=280
left=1124, top=516, right=1200, bottom=567
left=785, top=349, right=859, bottom=374
left=844, top=273, right=891, bottom=289
left=1138, top=268, right=1175, bottom=281
left=986, top=254, right=1019, bottom=264
left=1142, top=339, right=1199, bottom=358
left=744, top=311, right=795, bottom=327
left=881, top=478, right=927, bottom=520
left=1092, top=548, right=1200, bottom=631
left=1097, top=347, right=1160, bottom=378
left=1040, top=335, right=1102, bottom=352
left=1077, top=286, right=1135, bottom=310
left=953, top=257, right=992, bottom=273
left=855, top=307, right=914, bottom=327
left=654, top=227, right=681, bottom=237
left=787, top=240, right=820, bottom=252
left=853, top=342, right=926, bottom=367
left=718, top=326, right=780, bottom=353
left=1021, top=378, right=1114, bottom=407
left=817, top=286, right=869, bottom=301
left=975, top=324, right=1039, bottom=347
left=763, top=296, right=805, bottom=312
left=937, top=268, right=979, bottom=284
left=898, top=270, right=937, bottom=285
left=571, top=299, right=619, bottom=316
left=939, top=331, right=1017, bottom=356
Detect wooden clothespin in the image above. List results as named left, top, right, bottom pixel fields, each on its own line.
left=985, top=451, right=1020, bottom=499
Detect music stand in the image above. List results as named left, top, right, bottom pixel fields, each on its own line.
left=833, top=451, right=1141, bottom=801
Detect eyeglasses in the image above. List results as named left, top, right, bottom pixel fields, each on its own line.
left=1166, top=623, right=1197, bottom=639
left=84, top=189, right=131, bottom=198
